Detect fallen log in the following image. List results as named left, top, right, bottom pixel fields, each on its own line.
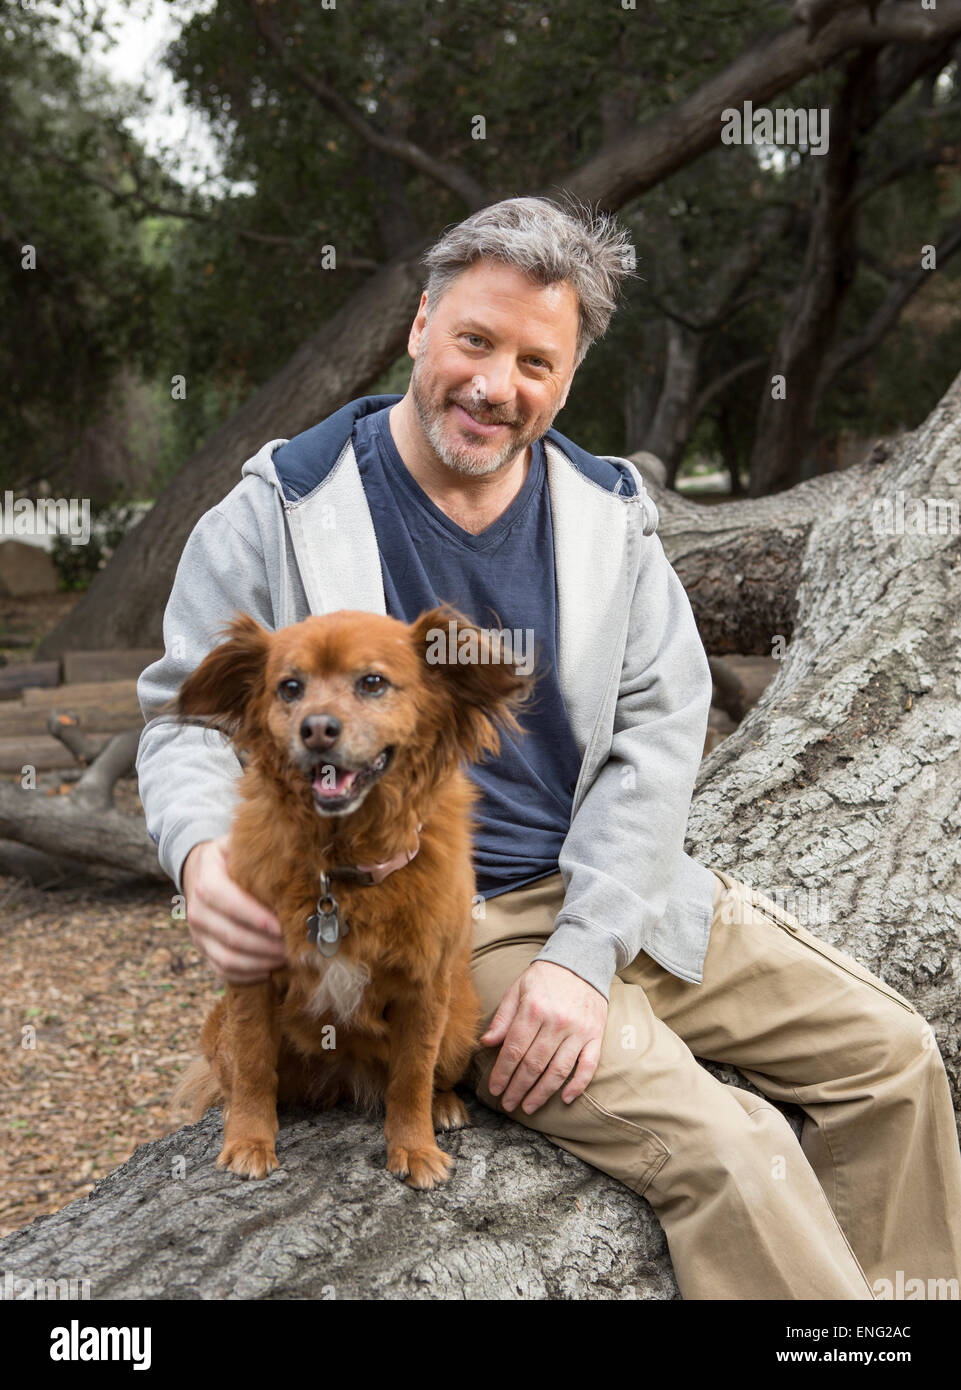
left=0, top=783, right=165, bottom=880
left=0, top=719, right=164, bottom=881
left=0, top=661, right=60, bottom=700
left=0, top=1078, right=795, bottom=1299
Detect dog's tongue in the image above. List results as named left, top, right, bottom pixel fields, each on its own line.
left=313, top=766, right=360, bottom=799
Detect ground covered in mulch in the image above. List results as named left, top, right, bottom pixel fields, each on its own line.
left=0, top=590, right=217, bottom=1238
left=0, top=782, right=216, bottom=1238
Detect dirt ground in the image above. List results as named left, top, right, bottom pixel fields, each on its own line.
left=0, top=867, right=215, bottom=1239
left=0, top=783, right=216, bottom=1239
left=0, top=589, right=219, bottom=1238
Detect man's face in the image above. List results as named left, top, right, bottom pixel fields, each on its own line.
left=407, top=259, right=579, bottom=477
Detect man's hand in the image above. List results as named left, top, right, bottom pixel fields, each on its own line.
left=480, top=960, right=608, bottom=1115
left=182, top=835, right=287, bottom=983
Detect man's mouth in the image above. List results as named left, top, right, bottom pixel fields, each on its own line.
left=451, top=401, right=517, bottom=436
left=309, top=747, right=394, bottom=814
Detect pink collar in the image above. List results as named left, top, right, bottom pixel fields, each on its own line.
left=329, top=823, right=423, bottom=885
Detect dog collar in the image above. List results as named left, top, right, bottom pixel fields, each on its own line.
left=327, top=823, right=423, bottom=886
left=306, top=826, right=423, bottom=957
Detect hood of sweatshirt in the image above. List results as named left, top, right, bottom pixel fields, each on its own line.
left=239, top=393, right=659, bottom=631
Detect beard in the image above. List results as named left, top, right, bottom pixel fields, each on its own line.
left=409, top=342, right=555, bottom=478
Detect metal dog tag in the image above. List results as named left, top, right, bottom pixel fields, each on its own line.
left=306, top=874, right=348, bottom=958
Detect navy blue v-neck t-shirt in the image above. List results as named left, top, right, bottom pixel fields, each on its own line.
left=351, top=405, right=582, bottom=899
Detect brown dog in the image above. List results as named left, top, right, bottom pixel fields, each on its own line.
left=170, top=605, right=528, bottom=1189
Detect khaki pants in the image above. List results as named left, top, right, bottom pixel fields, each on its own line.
left=467, top=868, right=961, bottom=1301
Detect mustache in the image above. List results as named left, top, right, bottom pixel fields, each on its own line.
left=450, top=395, right=521, bottom=426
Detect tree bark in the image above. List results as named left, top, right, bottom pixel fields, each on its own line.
left=686, top=372, right=961, bottom=1096
left=0, top=725, right=166, bottom=880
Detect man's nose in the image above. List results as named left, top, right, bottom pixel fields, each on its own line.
left=479, top=355, right=519, bottom=403
left=300, top=714, right=342, bottom=749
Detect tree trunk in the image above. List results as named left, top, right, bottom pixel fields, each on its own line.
left=748, top=37, right=958, bottom=496
left=3, top=370, right=959, bottom=1297
left=638, top=320, right=702, bottom=485
left=36, top=256, right=426, bottom=658
left=680, top=373, right=961, bottom=1094
left=747, top=52, right=874, bottom=496
left=0, top=725, right=166, bottom=881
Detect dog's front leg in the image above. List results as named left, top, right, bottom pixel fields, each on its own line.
left=384, top=990, right=452, bottom=1190
left=217, top=980, right=281, bottom=1180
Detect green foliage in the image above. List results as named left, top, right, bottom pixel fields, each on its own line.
left=49, top=501, right=141, bottom=591
left=0, top=3, right=165, bottom=492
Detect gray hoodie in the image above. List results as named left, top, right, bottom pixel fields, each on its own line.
left=135, top=396, right=717, bottom=1000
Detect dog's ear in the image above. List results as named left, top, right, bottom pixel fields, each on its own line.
left=409, top=604, right=533, bottom=764
left=170, top=612, right=272, bottom=746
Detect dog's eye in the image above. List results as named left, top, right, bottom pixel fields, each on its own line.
left=278, top=678, right=304, bottom=703
left=357, top=673, right=389, bottom=696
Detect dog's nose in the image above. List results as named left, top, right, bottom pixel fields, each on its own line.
left=300, top=714, right=342, bottom=749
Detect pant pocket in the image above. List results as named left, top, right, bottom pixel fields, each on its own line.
left=545, top=1091, right=672, bottom=1198
left=742, top=884, right=919, bottom=1016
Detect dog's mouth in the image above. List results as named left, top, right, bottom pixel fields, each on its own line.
left=308, top=746, right=394, bottom=815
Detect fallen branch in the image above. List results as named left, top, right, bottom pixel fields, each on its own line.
left=0, top=717, right=163, bottom=880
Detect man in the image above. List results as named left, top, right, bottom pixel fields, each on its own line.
left=137, top=195, right=961, bottom=1300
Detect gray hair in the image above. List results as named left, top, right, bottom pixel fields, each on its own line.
left=421, top=195, right=636, bottom=365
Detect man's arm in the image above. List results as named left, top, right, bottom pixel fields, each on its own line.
left=136, top=489, right=288, bottom=980
left=136, top=498, right=275, bottom=893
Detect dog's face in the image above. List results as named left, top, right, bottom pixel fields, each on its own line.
left=173, top=606, right=530, bottom=818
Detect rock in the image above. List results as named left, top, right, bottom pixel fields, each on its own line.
left=0, top=541, right=59, bottom=598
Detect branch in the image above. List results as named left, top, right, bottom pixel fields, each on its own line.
left=792, top=1, right=881, bottom=43
left=848, top=144, right=961, bottom=211
left=0, top=781, right=166, bottom=879
left=857, top=246, right=913, bottom=282
left=820, top=214, right=961, bottom=387
left=247, top=0, right=488, bottom=211
left=46, top=712, right=101, bottom=766
left=70, top=729, right=141, bottom=813
left=643, top=206, right=794, bottom=334
left=646, top=285, right=775, bottom=335
left=693, top=353, right=769, bottom=419
left=563, top=1, right=961, bottom=210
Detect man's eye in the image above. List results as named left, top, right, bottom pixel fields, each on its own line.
left=357, top=673, right=389, bottom=696
left=278, top=679, right=303, bottom=703
left=464, top=334, right=486, bottom=348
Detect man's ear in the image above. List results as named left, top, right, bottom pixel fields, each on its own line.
left=170, top=612, right=272, bottom=747
left=409, top=604, right=533, bottom=765
left=408, top=292, right=429, bottom=358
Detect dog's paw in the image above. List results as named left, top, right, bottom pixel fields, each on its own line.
left=432, top=1090, right=469, bottom=1132
left=217, top=1138, right=279, bottom=1180
left=387, top=1143, right=453, bottom=1190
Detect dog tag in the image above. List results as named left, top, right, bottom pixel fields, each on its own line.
left=306, top=874, right=348, bottom=958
